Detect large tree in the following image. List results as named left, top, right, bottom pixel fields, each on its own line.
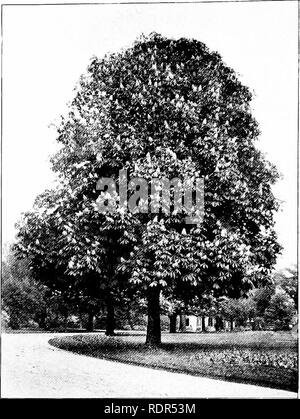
left=24, top=33, right=281, bottom=345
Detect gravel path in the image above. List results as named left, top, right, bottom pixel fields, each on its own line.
left=1, top=333, right=297, bottom=398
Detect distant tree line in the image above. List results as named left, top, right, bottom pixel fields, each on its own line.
left=216, top=272, right=297, bottom=331
left=2, top=249, right=296, bottom=332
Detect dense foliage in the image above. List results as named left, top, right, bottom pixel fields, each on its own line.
left=15, top=33, right=282, bottom=344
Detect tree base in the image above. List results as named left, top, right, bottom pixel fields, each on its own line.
left=146, top=286, right=161, bottom=346
left=105, top=331, right=116, bottom=336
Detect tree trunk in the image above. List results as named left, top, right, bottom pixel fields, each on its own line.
left=126, top=304, right=134, bottom=330
left=202, top=316, right=206, bottom=332
left=230, top=318, right=234, bottom=331
left=146, top=286, right=161, bottom=346
left=87, top=311, right=94, bottom=332
left=37, top=311, right=47, bottom=330
left=63, top=313, right=68, bottom=332
left=215, top=316, right=223, bottom=332
left=179, top=310, right=186, bottom=332
left=105, top=294, right=115, bottom=336
left=169, top=313, right=177, bottom=333
left=78, top=313, right=84, bottom=330
left=127, top=306, right=134, bottom=330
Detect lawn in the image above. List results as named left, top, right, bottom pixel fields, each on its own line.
left=49, top=330, right=298, bottom=392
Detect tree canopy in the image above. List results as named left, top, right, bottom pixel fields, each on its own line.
left=16, top=33, right=281, bottom=345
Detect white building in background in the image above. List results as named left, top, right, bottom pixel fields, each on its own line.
left=184, top=315, right=235, bottom=333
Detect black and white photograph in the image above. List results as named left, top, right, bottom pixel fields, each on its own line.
left=0, top=0, right=298, bottom=402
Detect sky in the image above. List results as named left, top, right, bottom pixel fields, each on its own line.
left=2, top=0, right=298, bottom=269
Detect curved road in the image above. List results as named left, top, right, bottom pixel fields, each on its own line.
left=1, top=333, right=297, bottom=398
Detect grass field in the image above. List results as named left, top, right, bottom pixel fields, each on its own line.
left=49, top=330, right=298, bottom=392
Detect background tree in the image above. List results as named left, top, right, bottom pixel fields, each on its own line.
left=161, top=297, right=183, bottom=333
left=274, top=267, right=298, bottom=310
left=218, top=298, right=237, bottom=331
left=264, top=292, right=296, bottom=330
left=2, top=253, right=46, bottom=329
left=15, top=186, right=137, bottom=335
left=2, top=249, right=76, bottom=331
left=15, top=190, right=96, bottom=331
left=252, top=285, right=276, bottom=317
left=218, top=296, right=255, bottom=330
